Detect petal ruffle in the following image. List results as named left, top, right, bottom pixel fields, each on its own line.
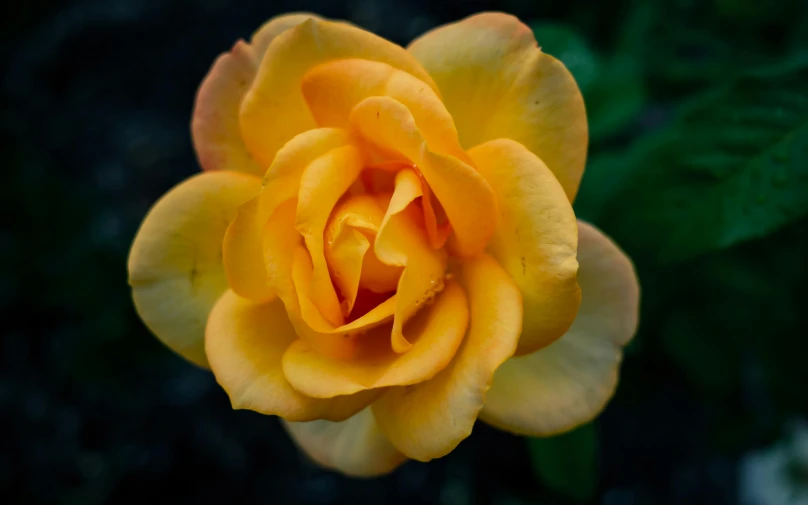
left=128, top=171, right=261, bottom=367
left=468, top=138, right=580, bottom=355
left=372, top=254, right=522, bottom=461
left=408, top=12, right=587, bottom=200
left=479, top=221, right=639, bottom=436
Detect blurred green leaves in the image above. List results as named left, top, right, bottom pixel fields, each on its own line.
left=527, top=423, right=598, bottom=502
left=526, top=3, right=808, bottom=501
left=601, top=60, right=808, bottom=263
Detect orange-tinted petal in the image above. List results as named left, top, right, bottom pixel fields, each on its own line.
left=480, top=221, right=639, bottom=436
left=301, top=59, right=469, bottom=163
left=262, top=199, right=303, bottom=312
left=372, top=255, right=522, bottom=461
left=206, top=290, right=376, bottom=422
left=408, top=12, right=588, bottom=200
left=282, top=281, right=468, bottom=398
left=220, top=196, right=275, bottom=302
left=469, top=138, right=580, bottom=355
left=191, top=14, right=321, bottom=175
left=295, top=145, right=366, bottom=326
left=350, top=96, right=496, bottom=257
left=375, top=170, right=447, bottom=353
left=240, top=18, right=437, bottom=168
left=222, top=128, right=355, bottom=302
left=128, top=171, right=261, bottom=368
left=328, top=228, right=370, bottom=315
left=324, top=195, right=399, bottom=312
left=289, top=246, right=397, bottom=360
left=283, top=408, right=406, bottom=477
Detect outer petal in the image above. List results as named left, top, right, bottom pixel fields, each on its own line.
left=479, top=221, right=639, bottom=436
left=191, top=14, right=321, bottom=175
left=469, top=138, right=580, bottom=355
left=128, top=171, right=261, bottom=368
left=372, top=255, right=522, bottom=461
left=240, top=18, right=438, bottom=168
left=206, top=290, right=376, bottom=422
left=350, top=96, right=497, bottom=257
left=408, top=12, right=587, bottom=200
left=283, top=408, right=406, bottom=477
left=282, top=281, right=468, bottom=398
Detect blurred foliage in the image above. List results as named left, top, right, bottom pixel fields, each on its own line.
left=2, top=0, right=808, bottom=504
left=527, top=423, right=598, bottom=502
left=530, top=0, right=808, bottom=502
left=582, top=60, right=808, bottom=262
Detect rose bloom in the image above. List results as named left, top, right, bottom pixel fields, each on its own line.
left=128, top=12, right=639, bottom=476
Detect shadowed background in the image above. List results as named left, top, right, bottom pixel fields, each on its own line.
left=2, top=0, right=808, bottom=504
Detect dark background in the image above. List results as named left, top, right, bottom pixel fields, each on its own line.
left=3, top=0, right=808, bottom=504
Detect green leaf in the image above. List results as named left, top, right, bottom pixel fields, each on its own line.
left=605, top=60, right=808, bottom=262
left=527, top=423, right=598, bottom=502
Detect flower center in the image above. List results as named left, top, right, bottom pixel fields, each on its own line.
left=297, top=155, right=454, bottom=355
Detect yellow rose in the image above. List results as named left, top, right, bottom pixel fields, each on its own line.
left=128, top=12, right=639, bottom=476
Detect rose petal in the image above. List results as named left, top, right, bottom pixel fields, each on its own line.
left=301, top=59, right=469, bottom=163
left=479, top=221, right=639, bottom=436
left=240, top=18, right=437, bottom=168
left=375, top=170, right=447, bottom=353
left=325, top=195, right=400, bottom=313
left=192, top=14, right=321, bottom=175
left=295, top=144, right=366, bottom=327
left=282, top=281, right=468, bottom=398
left=222, top=128, right=355, bottom=302
left=327, top=226, right=370, bottom=316
left=289, top=246, right=397, bottom=360
left=468, top=138, right=580, bottom=355
left=283, top=407, right=406, bottom=477
left=408, top=12, right=587, bottom=200
left=206, top=290, right=376, bottom=421
left=350, top=96, right=496, bottom=258
left=128, top=171, right=261, bottom=368
left=372, top=254, right=522, bottom=461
